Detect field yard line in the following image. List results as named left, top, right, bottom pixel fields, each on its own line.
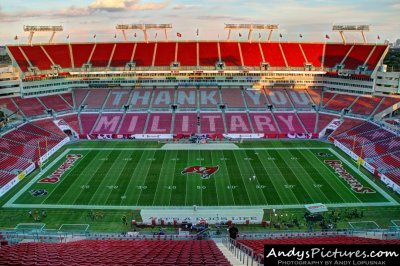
left=6, top=201, right=399, bottom=210
left=329, top=148, right=399, bottom=205
left=214, top=151, right=236, bottom=206
left=302, top=150, right=348, bottom=203
left=151, top=150, right=174, bottom=206
left=4, top=149, right=70, bottom=207
left=133, top=150, right=157, bottom=206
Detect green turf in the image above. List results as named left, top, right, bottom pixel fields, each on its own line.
left=9, top=145, right=390, bottom=207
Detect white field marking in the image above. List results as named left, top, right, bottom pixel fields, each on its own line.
left=5, top=202, right=399, bottom=210
left=329, top=148, right=399, bottom=205
left=4, top=149, right=70, bottom=207
left=69, top=147, right=329, bottom=151
left=151, top=151, right=174, bottom=206
left=391, top=220, right=400, bottom=227
left=348, top=221, right=380, bottom=229
left=215, top=150, right=235, bottom=206
left=303, top=149, right=350, bottom=204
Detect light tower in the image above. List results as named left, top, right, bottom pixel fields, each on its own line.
left=332, top=25, right=370, bottom=44
left=23, top=25, right=63, bottom=45
left=224, top=24, right=279, bottom=41
left=116, top=24, right=173, bottom=42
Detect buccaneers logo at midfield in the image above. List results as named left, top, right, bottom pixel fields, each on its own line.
left=181, top=166, right=219, bottom=179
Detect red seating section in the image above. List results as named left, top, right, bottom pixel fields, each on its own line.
left=155, top=42, right=176, bottom=66
left=74, top=89, right=89, bottom=107
left=118, top=113, right=147, bottom=134
left=13, top=97, right=47, bottom=117
left=61, top=93, right=74, bottom=107
left=42, top=44, right=72, bottom=68
left=316, top=113, right=337, bottom=132
left=177, top=42, right=197, bottom=66
left=90, top=43, right=114, bottom=67
left=146, top=113, right=172, bottom=134
left=366, top=45, right=387, bottom=70
left=200, top=113, right=225, bottom=133
left=200, top=88, right=221, bottom=108
left=199, top=42, right=219, bottom=66
left=221, top=88, right=245, bottom=108
left=71, top=44, right=94, bottom=68
left=104, top=89, right=130, bottom=109
left=243, top=89, right=268, bottom=108
left=0, top=98, right=19, bottom=113
left=0, top=240, right=231, bottom=266
left=287, top=90, right=313, bottom=108
left=40, top=94, right=72, bottom=112
left=260, top=43, right=286, bottom=67
left=307, top=88, right=322, bottom=105
left=7, top=46, right=30, bottom=72
left=343, top=45, right=374, bottom=70
left=280, top=43, right=306, bottom=67
left=174, top=112, right=198, bottom=134
left=351, top=96, right=383, bottom=116
left=265, top=88, right=293, bottom=108
left=219, top=42, right=241, bottom=66
left=83, top=89, right=109, bottom=109
left=324, top=44, right=352, bottom=68
left=110, top=43, right=135, bottom=67
left=133, top=43, right=155, bottom=67
left=240, top=43, right=263, bottom=66
left=20, top=46, right=53, bottom=70
left=274, top=113, right=305, bottom=133
left=151, top=89, right=174, bottom=108
left=249, top=112, right=279, bottom=134
left=372, top=96, right=400, bottom=115
left=60, top=114, right=81, bottom=134
left=301, top=43, right=323, bottom=67
left=92, top=113, right=123, bottom=134
left=324, top=94, right=357, bottom=111
left=298, top=113, right=316, bottom=133
left=176, top=87, right=197, bottom=108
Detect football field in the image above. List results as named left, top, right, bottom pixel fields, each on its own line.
left=5, top=143, right=396, bottom=209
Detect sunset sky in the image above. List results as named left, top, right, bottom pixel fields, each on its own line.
left=0, top=0, right=399, bottom=44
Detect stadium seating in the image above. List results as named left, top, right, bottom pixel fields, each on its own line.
left=280, top=43, right=306, bottom=67
left=274, top=113, right=305, bottom=133
left=200, top=113, right=225, bottom=133
left=42, top=44, right=72, bottom=69
left=7, top=46, right=30, bottom=72
left=154, top=42, right=176, bottom=66
left=384, top=169, right=400, bottom=185
left=287, top=89, right=313, bottom=108
left=13, top=97, right=47, bottom=117
left=174, top=112, right=198, bottom=134
left=221, top=88, right=245, bottom=108
left=260, top=43, right=286, bottom=67
left=324, top=44, right=352, bottom=68
left=176, top=87, right=197, bottom=108
left=306, top=88, right=322, bottom=105
left=71, top=44, right=95, bottom=68
left=199, top=42, right=219, bottom=66
left=60, top=93, right=74, bottom=107
left=79, top=113, right=99, bottom=134
left=300, top=43, right=324, bottom=67
left=315, top=113, right=338, bottom=132
left=324, top=94, right=357, bottom=111
left=117, top=113, right=148, bottom=134
left=39, top=94, right=72, bottom=112
left=151, top=89, right=174, bottom=108
left=372, top=96, right=400, bottom=115
left=90, top=43, right=114, bottom=67
left=0, top=239, right=231, bottom=266
left=199, top=87, right=221, bottom=108
left=20, top=45, right=53, bottom=70
left=366, top=45, right=387, bottom=70
left=58, top=114, right=81, bottom=134
left=103, top=89, right=131, bottom=110
left=240, top=43, right=263, bottom=66
left=249, top=112, right=279, bottom=134
left=0, top=170, right=16, bottom=188
left=133, top=43, right=155, bottom=67
left=32, top=119, right=66, bottom=137
left=219, top=42, right=241, bottom=66
left=243, top=89, right=268, bottom=108
left=342, top=45, right=374, bottom=70
left=92, top=113, right=123, bottom=134
left=145, top=113, right=173, bottom=134
left=297, top=113, right=316, bottom=133
left=322, top=92, right=336, bottom=106
left=224, top=113, right=252, bottom=133
left=351, top=96, right=383, bottom=116
left=0, top=153, right=32, bottom=172
left=0, top=97, right=19, bottom=113
left=265, top=88, right=293, bottom=108
left=130, top=89, right=153, bottom=109
left=109, top=43, right=135, bottom=67
left=74, top=89, right=90, bottom=107
left=330, top=118, right=364, bottom=138
left=0, top=137, right=42, bottom=160
left=371, top=153, right=400, bottom=171
left=82, top=89, right=110, bottom=109
left=177, top=42, right=197, bottom=66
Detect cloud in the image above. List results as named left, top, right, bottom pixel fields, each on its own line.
left=88, top=0, right=168, bottom=12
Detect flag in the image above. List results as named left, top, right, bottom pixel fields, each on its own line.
left=299, top=34, right=303, bottom=38
left=114, top=33, right=116, bottom=39
left=134, top=32, right=137, bottom=38
left=258, top=33, right=261, bottom=39
left=66, top=34, right=69, bottom=39
left=14, top=35, right=18, bottom=40
left=279, top=33, right=283, bottom=38
left=155, top=32, right=158, bottom=39
left=196, top=29, right=199, bottom=36
left=239, top=32, right=242, bottom=37
left=177, top=32, right=182, bottom=38
left=93, top=34, right=96, bottom=39
left=325, top=34, right=330, bottom=39
left=377, top=35, right=380, bottom=40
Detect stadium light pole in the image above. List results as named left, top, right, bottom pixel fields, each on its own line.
left=332, top=25, right=370, bottom=44
left=23, top=25, right=63, bottom=45
left=224, top=24, right=279, bottom=41
left=116, top=24, right=173, bottom=42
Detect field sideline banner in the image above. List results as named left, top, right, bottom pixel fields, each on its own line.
left=0, top=163, right=35, bottom=198
left=140, top=208, right=264, bottom=224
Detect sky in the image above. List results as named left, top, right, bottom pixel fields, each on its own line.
left=0, top=0, right=399, bottom=44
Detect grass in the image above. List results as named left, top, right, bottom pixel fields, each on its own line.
left=0, top=140, right=398, bottom=233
